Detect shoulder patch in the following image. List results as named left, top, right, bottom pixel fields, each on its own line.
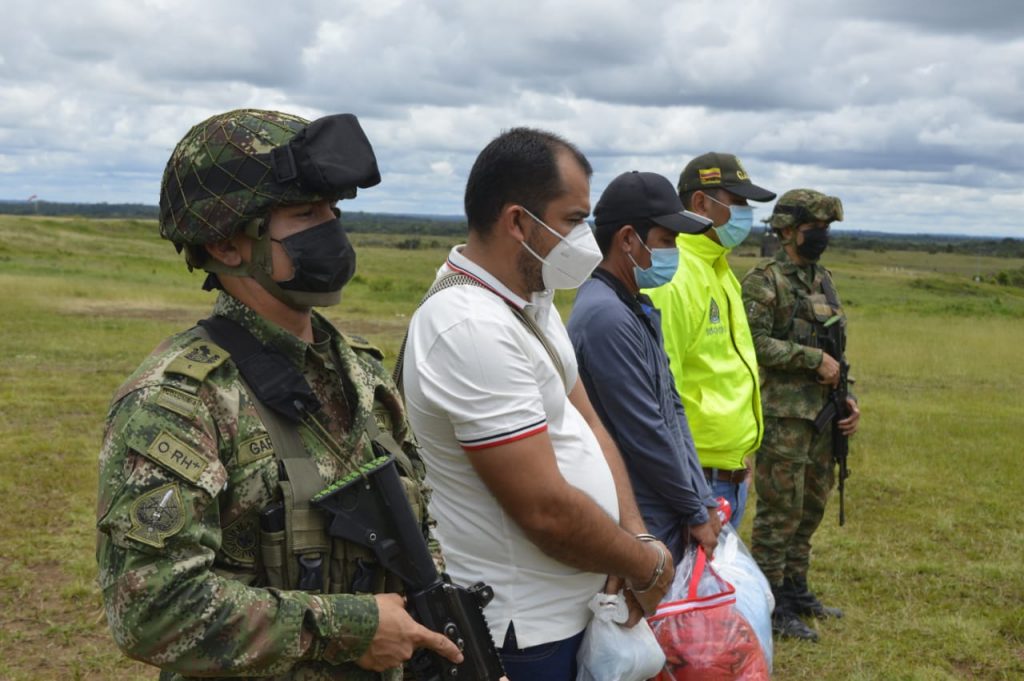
left=221, top=514, right=257, bottom=564
left=166, top=338, right=229, bottom=384
left=154, top=386, right=201, bottom=419
left=127, top=483, right=186, bottom=548
left=145, top=430, right=209, bottom=483
left=344, top=333, right=384, bottom=361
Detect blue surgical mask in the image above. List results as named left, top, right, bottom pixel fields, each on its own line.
left=629, top=241, right=679, bottom=289
left=706, top=193, right=754, bottom=248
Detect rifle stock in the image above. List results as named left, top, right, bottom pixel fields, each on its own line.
left=312, top=456, right=505, bottom=681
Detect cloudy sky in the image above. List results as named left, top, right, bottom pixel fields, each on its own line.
left=2, top=0, right=1022, bottom=236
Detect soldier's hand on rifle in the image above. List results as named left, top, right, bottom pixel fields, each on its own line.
left=816, top=351, right=840, bottom=388
left=838, top=397, right=860, bottom=436
left=356, top=593, right=464, bottom=672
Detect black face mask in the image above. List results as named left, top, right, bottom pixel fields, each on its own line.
left=796, top=227, right=829, bottom=262
left=273, top=217, right=356, bottom=293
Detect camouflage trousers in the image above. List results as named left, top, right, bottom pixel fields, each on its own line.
left=750, top=416, right=834, bottom=587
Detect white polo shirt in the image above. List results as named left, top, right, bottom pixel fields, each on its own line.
left=402, top=245, right=619, bottom=648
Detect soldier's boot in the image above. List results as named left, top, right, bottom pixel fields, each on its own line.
left=786, top=576, right=844, bottom=620
left=770, top=584, right=819, bottom=642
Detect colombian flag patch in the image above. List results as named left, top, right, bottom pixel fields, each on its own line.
left=698, top=167, right=722, bottom=184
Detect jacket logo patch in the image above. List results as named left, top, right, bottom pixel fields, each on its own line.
left=238, top=433, right=274, bottom=466
left=221, top=514, right=257, bottom=564
left=127, top=483, right=186, bottom=548
left=709, top=297, right=722, bottom=324
left=155, top=387, right=200, bottom=419
left=146, top=430, right=208, bottom=483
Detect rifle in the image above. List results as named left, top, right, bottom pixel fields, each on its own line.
left=312, top=456, right=505, bottom=681
left=812, top=314, right=851, bottom=526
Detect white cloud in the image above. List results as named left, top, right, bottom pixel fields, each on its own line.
left=0, top=0, right=1021, bottom=236
left=430, top=161, right=455, bottom=177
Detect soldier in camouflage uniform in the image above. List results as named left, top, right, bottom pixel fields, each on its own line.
left=96, top=109, right=462, bottom=680
left=741, top=189, right=861, bottom=642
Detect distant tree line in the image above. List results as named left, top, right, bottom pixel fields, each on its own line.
left=2, top=201, right=1021, bottom=258
left=0, top=200, right=158, bottom=219
left=752, top=227, right=1024, bottom=259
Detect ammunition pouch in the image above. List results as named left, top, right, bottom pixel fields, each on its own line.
left=253, top=406, right=414, bottom=595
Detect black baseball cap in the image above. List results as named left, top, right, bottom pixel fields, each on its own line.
left=594, top=171, right=713, bottom=235
left=678, top=152, right=776, bottom=202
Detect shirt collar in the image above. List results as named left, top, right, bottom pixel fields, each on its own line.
left=212, top=292, right=339, bottom=370
left=679, top=231, right=729, bottom=265
left=775, top=248, right=818, bottom=285
left=445, top=245, right=533, bottom=310
left=590, top=267, right=650, bottom=317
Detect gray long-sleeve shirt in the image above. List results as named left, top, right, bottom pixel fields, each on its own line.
left=568, top=269, right=715, bottom=562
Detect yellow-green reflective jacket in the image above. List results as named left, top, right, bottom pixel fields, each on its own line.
left=645, top=233, right=763, bottom=470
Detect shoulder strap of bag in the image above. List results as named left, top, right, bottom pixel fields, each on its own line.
left=393, top=272, right=567, bottom=392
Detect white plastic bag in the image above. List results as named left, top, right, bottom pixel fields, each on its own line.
left=576, top=592, right=665, bottom=681
left=710, top=524, right=775, bottom=671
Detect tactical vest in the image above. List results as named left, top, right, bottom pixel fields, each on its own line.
left=784, top=270, right=843, bottom=351
left=754, top=259, right=846, bottom=421
left=194, top=317, right=426, bottom=596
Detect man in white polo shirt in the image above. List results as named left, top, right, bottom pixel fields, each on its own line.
left=401, top=128, right=673, bottom=681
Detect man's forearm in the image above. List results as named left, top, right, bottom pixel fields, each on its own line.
left=516, top=483, right=658, bottom=586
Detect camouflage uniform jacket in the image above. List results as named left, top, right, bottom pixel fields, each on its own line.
left=96, top=292, right=431, bottom=680
left=741, top=249, right=852, bottom=421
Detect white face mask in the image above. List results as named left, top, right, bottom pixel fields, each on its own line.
left=519, top=207, right=602, bottom=290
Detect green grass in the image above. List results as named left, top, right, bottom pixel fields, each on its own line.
left=0, top=215, right=1022, bottom=679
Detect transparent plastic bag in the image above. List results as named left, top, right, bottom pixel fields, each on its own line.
left=711, top=523, right=774, bottom=671
left=576, top=592, right=665, bottom=681
left=651, top=544, right=769, bottom=680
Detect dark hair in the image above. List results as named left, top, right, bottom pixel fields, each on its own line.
left=464, top=127, right=592, bottom=235
left=596, top=219, right=654, bottom=258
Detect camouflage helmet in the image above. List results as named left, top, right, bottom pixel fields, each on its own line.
left=159, top=108, right=380, bottom=248
left=160, top=109, right=318, bottom=246
left=769, top=188, right=844, bottom=231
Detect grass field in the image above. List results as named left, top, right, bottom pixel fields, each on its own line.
left=1, top=215, right=1022, bottom=680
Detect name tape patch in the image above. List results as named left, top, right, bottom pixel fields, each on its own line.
left=238, top=433, right=274, bottom=466
left=155, top=387, right=200, bottom=419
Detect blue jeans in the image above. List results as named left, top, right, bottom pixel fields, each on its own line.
left=500, top=623, right=585, bottom=681
left=709, top=477, right=750, bottom=529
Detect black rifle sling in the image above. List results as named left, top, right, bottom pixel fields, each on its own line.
left=195, top=317, right=325, bottom=492
left=198, top=316, right=321, bottom=423
left=393, top=272, right=568, bottom=393
left=195, top=318, right=331, bottom=590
